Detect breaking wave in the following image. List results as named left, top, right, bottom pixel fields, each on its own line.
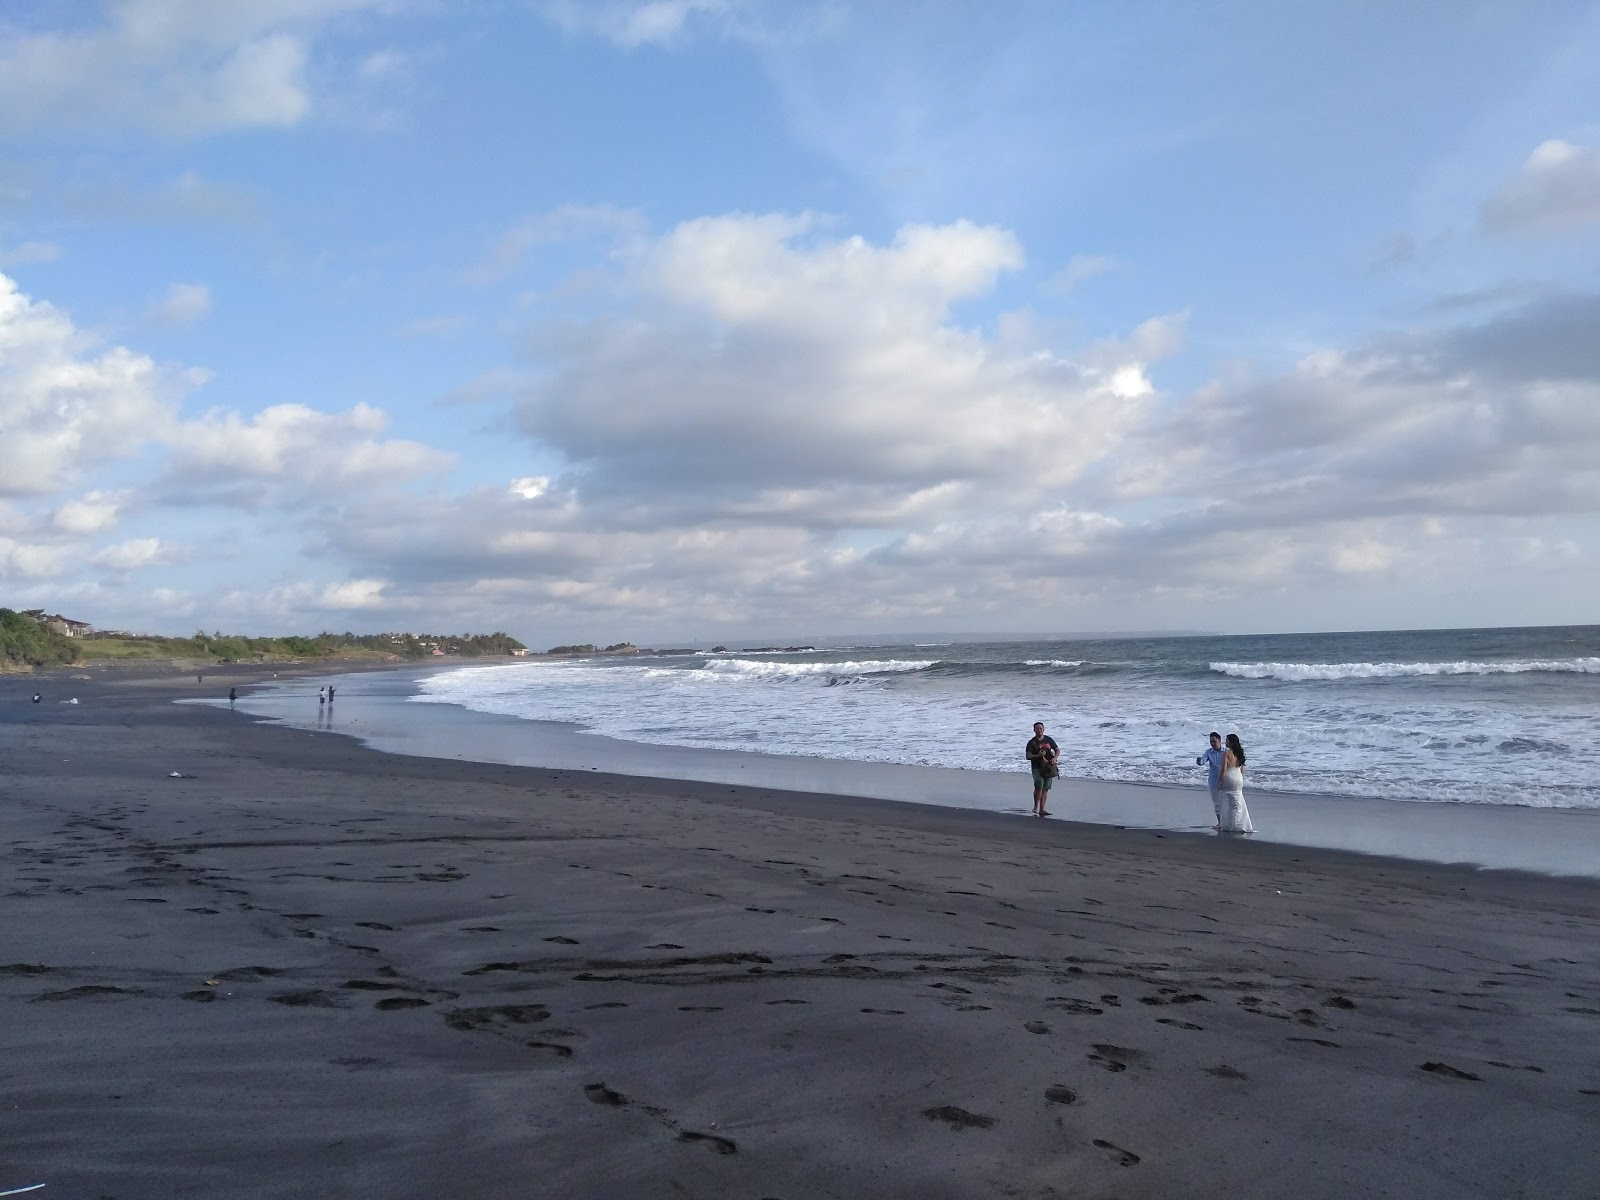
left=1210, top=658, right=1600, bottom=681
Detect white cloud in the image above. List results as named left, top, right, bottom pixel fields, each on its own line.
left=0, top=270, right=201, bottom=497
left=0, top=536, right=74, bottom=580
left=320, top=578, right=387, bottom=608
left=509, top=476, right=550, bottom=500
left=0, top=0, right=391, bottom=138
left=515, top=214, right=1167, bottom=527
left=92, top=536, right=176, bottom=571
left=149, top=281, right=212, bottom=325
left=53, top=491, right=125, bottom=534
left=1481, top=140, right=1600, bottom=235
left=163, top=401, right=454, bottom=503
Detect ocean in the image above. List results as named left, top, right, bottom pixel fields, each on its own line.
left=410, top=625, right=1600, bottom=812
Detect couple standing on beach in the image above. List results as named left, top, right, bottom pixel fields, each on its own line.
left=1198, top=732, right=1254, bottom=833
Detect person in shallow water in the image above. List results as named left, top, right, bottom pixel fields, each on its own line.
left=1196, top=732, right=1226, bottom=829
left=1025, top=721, right=1060, bottom=817
left=1217, top=733, right=1255, bottom=833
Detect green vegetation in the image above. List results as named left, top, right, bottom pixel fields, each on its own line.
left=1, top=612, right=526, bottom=671
left=546, top=643, right=597, bottom=655
left=0, top=608, right=78, bottom=670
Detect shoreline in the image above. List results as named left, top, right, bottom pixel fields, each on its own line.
left=3, top=663, right=1599, bottom=1197
left=216, top=662, right=1600, bottom=880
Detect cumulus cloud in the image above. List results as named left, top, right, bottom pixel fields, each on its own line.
left=1133, top=290, right=1600, bottom=529
left=0, top=0, right=391, bottom=138
left=91, top=536, right=180, bottom=571
left=53, top=491, right=125, bottom=534
left=0, top=536, right=74, bottom=580
left=1481, top=140, right=1600, bottom=235
left=149, top=281, right=212, bottom=325
left=162, top=401, right=455, bottom=505
left=515, top=214, right=1168, bottom=526
left=0, top=270, right=202, bottom=496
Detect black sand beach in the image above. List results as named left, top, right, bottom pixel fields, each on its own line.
left=4, top=668, right=1600, bottom=1198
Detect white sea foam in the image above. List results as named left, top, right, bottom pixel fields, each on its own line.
left=702, top=658, right=934, bottom=680
left=1210, top=657, right=1600, bottom=681
left=412, top=638, right=1600, bottom=810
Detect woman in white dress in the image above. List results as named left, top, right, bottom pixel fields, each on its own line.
left=1218, top=733, right=1255, bottom=834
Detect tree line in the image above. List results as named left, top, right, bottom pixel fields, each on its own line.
left=0, top=609, right=526, bottom=670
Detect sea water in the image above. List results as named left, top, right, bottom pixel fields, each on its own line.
left=411, top=625, right=1600, bottom=811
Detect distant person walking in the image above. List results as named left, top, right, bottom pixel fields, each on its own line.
left=1026, top=721, right=1061, bottom=817
left=327, top=685, right=335, bottom=703
left=1196, top=732, right=1225, bottom=829
left=229, top=686, right=237, bottom=705
left=318, top=686, right=326, bottom=706
left=1218, top=734, right=1254, bottom=833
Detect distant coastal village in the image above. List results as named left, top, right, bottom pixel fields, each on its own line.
left=0, top=606, right=813, bottom=673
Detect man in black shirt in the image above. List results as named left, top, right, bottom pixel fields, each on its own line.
left=1025, top=721, right=1060, bottom=817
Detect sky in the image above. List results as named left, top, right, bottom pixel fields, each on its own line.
left=2, top=0, right=1599, bottom=645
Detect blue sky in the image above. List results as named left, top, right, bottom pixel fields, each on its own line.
left=2, top=0, right=1599, bottom=643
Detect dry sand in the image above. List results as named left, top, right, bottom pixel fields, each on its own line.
left=3, top=670, right=1599, bottom=1199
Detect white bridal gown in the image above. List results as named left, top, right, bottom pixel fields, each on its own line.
left=1218, top=767, right=1254, bottom=834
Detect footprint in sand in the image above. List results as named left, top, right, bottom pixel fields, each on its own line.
left=1205, top=1065, right=1248, bottom=1080
left=1420, top=1061, right=1481, bottom=1081
left=1025, top=1021, right=1051, bottom=1035
left=678, top=1005, right=722, bottom=1012
left=647, top=943, right=684, bottom=950
left=922, top=1105, right=995, bottom=1130
left=678, top=1130, right=738, bottom=1155
left=1093, top=1138, right=1141, bottom=1166
left=1044, top=1085, right=1078, bottom=1105
left=269, top=990, right=347, bottom=1008
left=376, top=997, right=430, bottom=1011
left=1047, top=997, right=1104, bottom=1015
left=527, top=1040, right=573, bottom=1057
left=584, top=1082, right=628, bottom=1106
left=544, top=936, right=579, bottom=945
left=1156, top=1018, right=1204, bottom=1030
left=445, top=1003, right=550, bottom=1031
left=861, top=1007, right=905, bottom=1015
left=1087, top=1044, right=1145, bottom=1073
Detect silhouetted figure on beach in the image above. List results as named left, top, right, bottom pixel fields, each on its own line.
left=318, top=686, right=326, bottom=706
left=33, top=692, right=42, bottom=704
left=327, top=685, right=335, bottom=703
left=229, top=687, right=237, bottom=705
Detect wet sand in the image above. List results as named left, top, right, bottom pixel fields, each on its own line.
left=4, top=669, right=1600, bottom=1198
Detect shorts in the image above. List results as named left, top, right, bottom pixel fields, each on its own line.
left=1031, top=768, right=1055, bottom=791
